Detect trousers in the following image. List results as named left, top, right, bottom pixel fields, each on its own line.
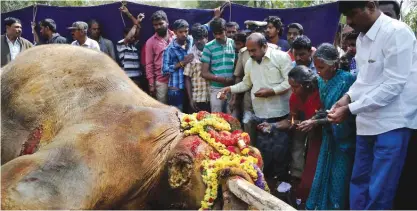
left=350, top=128, right=410, bottom=210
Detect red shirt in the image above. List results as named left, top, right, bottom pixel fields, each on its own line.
left=145, top=30, right=175, bottom=85
left=289, top=90, right=321, bottom=120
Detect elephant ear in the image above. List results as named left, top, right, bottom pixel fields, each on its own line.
left=167, top=153, right=193, bottom=188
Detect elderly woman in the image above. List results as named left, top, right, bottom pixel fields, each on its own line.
left=258, top=65, right=322, bottom=204
left=298, top=43, right=356, bottom=210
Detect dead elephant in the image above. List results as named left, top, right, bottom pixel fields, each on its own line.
left=1, top=45, right=294, bottom=210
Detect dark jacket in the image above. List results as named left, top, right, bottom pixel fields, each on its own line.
left=1, top=34, right=33, bottom=67
left=46, top=33, right=67, bottom=44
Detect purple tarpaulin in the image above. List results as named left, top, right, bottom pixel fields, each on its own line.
left=1, top=2, right=340, bottom=47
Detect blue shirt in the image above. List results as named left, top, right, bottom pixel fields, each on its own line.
left=292, top=60, right=317, bottom=74
left=162, top=35, right=193, bottom=89
left=277, top=39, right=291, bottom=52
left=203, top=23, right=211, bottom=33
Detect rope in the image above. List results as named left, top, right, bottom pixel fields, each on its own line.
left=32, top=4, right=38, bottom=43
left=120, top=1, right=127, bottom=27
left=220, top=1, right=232, bottom=22
left=32, top=4, right=37, bottom=23
left=120, top=11, right=126, bottom=27
left=228, top=0, right=232, bottom=22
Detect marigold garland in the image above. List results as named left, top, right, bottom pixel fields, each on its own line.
left=181, top=111, right=269, bottom=210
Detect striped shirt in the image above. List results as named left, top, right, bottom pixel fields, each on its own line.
left=116, top=39, right=141, bottom=78
left=200, top=38, right=235, bottom=88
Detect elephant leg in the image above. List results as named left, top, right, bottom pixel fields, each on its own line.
left=1, top=146, right=94, bottom=210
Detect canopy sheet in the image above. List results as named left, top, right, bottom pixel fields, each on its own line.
left=1, top=2, right=340, bottom=47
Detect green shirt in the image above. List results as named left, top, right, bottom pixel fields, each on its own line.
left=200, top=38, right=235, bottom=88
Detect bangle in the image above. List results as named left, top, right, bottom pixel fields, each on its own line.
left=179, top=62, right=185, bottom=68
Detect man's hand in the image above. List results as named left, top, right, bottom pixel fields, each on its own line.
left=189, top=100, right=199, bottom=112
left=297, top=119, right=316, bottom=132
left=257, top=122, right=273, bottom=133
left=217, top=87, right=231, bottom=100
left=228, top=95, right=237, bottom=112
left=254, top=88, right=274, bottom=98
left=137, top=13, right=145, bottom=22
left=330, top=94, right=351, bottom=113
left=183, top=54, right=194, bottom=65
left=119, top=5, right=129, bottom=14
left=328, top=105, right=349, bottom=123
left=214, top=7, right=222, bottom=18
left=149, top=85, right=156, bottom=97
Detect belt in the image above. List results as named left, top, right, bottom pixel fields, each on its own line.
left=168, top=87, right=180, bottom=91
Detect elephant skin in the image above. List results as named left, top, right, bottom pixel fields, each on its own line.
left=1, top=45, right=207, bottom=209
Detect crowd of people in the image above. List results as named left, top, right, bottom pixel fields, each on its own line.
left=1, top=0, right=416, bottom=210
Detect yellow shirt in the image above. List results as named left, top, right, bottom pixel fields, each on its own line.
left=230, top=47, right=292, bottom=119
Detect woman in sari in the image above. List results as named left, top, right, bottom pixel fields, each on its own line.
left=258, top=65, right=322, bottom=205
left=298, top=43, right=356, bottom=210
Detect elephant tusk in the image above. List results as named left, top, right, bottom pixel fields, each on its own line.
left=227, top=177, right=296, bottom=211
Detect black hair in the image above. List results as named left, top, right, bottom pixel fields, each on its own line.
left=210, top=18, right=226, bottom=33
left=292, top=35, right=312, bottom=51
left=151, top=10, right=168, bottom=22
left=226, top=21, right=240, bottom=30
left=288, top=65, right=317, bottom=90
left=338, top=1, right=378, bottom=15
left=88, top=19, right=100, bottom=29
left=379, top=0, right=401, bottom=18
left=191, top=23, right=208, bottom=40
left=343, top=31, right=359, bottom=41
left=39, top=18, right=57, bottom=32
left=247, top=33, right=268, bottom=47
left=233, top=31, right=247, bottom=43
left=172, top=19, right=189, bottom=31
left=264, top=16, right=284, bottom=36
left=287, top=23, right=304, bottom=35
left=4, top=17, right=21, bottom=27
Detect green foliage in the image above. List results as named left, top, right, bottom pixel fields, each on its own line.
left=0, top=0, right=112, bottom=13
left=197, top=0, right=225, bottom=9
left=1, top=1, right=34, bottom=13
left=403, top=4, right=417, bottom=34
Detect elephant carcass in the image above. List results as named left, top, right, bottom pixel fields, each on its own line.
left=1, top=44, right=184, bottom=209
left=1, top=45, right=291, bottom=210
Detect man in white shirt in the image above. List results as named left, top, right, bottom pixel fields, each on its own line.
left=329, top=1, right=417, bottom=209
left=219, top=32, right=293, bottom=184
left=67, top=21, right=100, bottom=51
left=1, top=17, right=33, bottom=67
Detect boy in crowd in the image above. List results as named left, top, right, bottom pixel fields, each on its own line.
left=264, top=16, right=291, bottom=51
left=201, top=18, right=236, bottom=114
left=184, top=24, right=210, bottom=113
left=162, top=19, right=193, bottom=111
